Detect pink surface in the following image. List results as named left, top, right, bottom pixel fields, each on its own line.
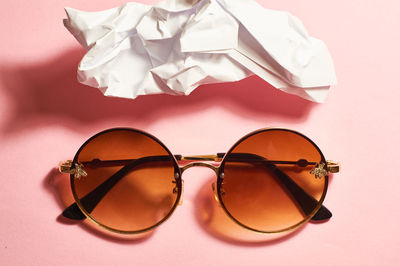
left=0, top=0, right=399, bottom=265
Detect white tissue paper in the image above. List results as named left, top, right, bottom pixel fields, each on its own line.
left=64, top=0, right=337, bottom=102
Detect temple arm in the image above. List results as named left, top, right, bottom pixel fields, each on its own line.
left=62, top=155, right=177, bottom=220
left=61, top=153, right=332, bottom=221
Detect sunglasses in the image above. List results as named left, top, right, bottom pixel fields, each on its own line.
left=58, top=128, right=339, bottom=235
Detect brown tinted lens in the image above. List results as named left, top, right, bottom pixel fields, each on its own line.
left=220, top=129, right=327, bottom=233
left=72, top=129, right=179, bottom=233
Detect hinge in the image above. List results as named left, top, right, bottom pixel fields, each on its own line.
left=58, top=160, right=87, bottom=179
left=327, top=160, right=340, bottom=173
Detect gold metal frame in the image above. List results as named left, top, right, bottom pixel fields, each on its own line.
left=58, top=127, right=340, bottom=235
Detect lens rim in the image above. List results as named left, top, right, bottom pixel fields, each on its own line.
left=217, top=128, right=329, bottom=234
left=69, top=127, right=182, bottom=234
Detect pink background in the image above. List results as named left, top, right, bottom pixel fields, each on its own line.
left=1, top=0, right=399, bottom=265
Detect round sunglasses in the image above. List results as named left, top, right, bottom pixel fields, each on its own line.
left=59, top=128, right=340, bottom=235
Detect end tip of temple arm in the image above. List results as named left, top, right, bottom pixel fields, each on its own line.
left=62, top=203, right=86, bottom=220
left=311, top=204, right=332, bottom=221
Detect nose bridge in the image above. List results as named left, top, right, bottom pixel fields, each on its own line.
left=180, top=162, right=219, bottom=174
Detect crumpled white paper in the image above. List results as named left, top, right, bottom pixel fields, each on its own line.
left=64, top=0, right=336, bottom=102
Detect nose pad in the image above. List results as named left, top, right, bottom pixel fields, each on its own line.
left=211, top=182, right=221, bottom=207
left=179, top=180, right=184, bottom=205
left=172, top=179, right=184, bottom=205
